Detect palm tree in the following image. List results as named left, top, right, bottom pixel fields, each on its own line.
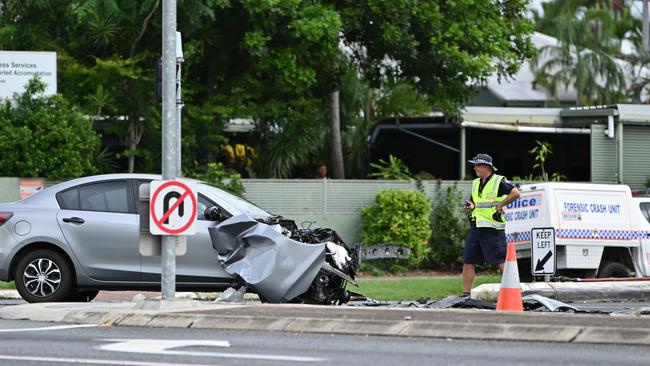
left=533, top=8, right=627, bottom=106
left=339, top=65, right=430, bottom=178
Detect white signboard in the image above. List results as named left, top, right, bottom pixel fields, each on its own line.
left=149, top=180, right=197, bottom=236
left=531, top=227, right=556, bottom=276
left=0, top=51, right=57, bottom=99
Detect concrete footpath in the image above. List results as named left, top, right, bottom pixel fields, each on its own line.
left=1, top=281, right=650, bottom=345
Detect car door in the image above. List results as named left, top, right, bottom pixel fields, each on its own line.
left=56, top=180, right=140, bottom=281
left=137, top=180, right=231, bottom=283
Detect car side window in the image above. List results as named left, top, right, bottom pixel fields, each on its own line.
left=197, top=194, right=226, bottom=221
left=641, top=203, right=650, bottom=224
left=58, top=188, right=80, bottom=210
left=78, top=181, right=131, bottom=213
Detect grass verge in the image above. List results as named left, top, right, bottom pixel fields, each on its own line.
left=0, top=281, right=15, bottom=289
left=356, top=275, right=501, bottom=301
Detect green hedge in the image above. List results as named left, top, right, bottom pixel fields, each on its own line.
left=361, top=189, right=432, bottom=271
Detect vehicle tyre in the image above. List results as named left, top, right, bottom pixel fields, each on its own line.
left=597, top=261, right=630, bottom=278
left=14, top=249, right=73, bottom=303
left=66, top=289, right=99, bottom=302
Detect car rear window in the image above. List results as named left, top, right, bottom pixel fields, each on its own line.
left=79, top=181, right=130, bottom=213
left=58, top=188, right=80, bottom=210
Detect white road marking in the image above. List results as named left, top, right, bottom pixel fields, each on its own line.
left=0, top=324, right=97, bottom=332
left=99, top=339, right=231, bottom=353
left=97, top=338, right=326, bottom=362
left=0, top=355, right=217, bottom=366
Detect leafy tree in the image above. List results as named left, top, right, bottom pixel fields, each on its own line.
left=180, top=1, right=342, bottom=178
left=0, top=79, right=100, bottom=178
left=0, top=0, right=162, bottom=173
left=339, top=65, right=430, bottom=178
left=336, top=0, right=535, bottom=111
left=0, top=1, right=536, bottom=180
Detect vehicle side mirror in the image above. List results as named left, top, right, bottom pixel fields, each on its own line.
left=204, top=206, right=224, bottom=222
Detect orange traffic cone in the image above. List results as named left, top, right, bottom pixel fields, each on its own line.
left=496, top=243, right=523, bottom=312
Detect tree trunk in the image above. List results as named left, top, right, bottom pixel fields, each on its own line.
left=128, top=149, right=135, bottom=173
left=329, top=90, right=345, bottom=179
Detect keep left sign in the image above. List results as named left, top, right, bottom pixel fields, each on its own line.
left=149, top=180, right=198, bottom=236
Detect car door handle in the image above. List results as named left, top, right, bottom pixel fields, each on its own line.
left=62, top=217, right=85, bottom=224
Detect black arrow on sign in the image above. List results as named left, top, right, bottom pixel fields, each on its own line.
left=535, top=251, right=553, bottom=272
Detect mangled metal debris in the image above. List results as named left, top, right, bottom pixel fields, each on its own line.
left=208, top=213, right=358, bottom=305
left=346, top=295, right=497, bottom=310
left=522, top=294, right=578, bottom=312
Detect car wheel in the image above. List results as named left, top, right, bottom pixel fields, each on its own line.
left=66, top=289, right=99, bottom=302
left=14, top=249, right=73, bottom=303
left=597, top=261, right=630, bottom=278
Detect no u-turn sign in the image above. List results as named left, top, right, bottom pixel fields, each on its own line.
left=149, top=180, right=198, bottom=235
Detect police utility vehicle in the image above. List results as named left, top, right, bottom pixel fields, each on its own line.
left=505, top=183, right=650, bottom=281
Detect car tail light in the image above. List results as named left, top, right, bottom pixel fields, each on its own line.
left=0, top=212, right=13, bottom=225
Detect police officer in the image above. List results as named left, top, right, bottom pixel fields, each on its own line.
left=463, top=153, right=520, bottom=296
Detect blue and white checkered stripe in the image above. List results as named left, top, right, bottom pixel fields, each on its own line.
left=506, top=231, right=531, bottom=243
left=507, top=230, right=650, bottom=243
left=557, top=229, right=650, bottom=240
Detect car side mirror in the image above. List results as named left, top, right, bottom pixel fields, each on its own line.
left=204, top=206, right=224, bottom=222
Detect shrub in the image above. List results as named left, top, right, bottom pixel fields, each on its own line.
left=368, top=155, right=412, bottom=180
left=187, top=162, right=245, bottom=196
left=0, top=78, right=100, bottom=178
left=426, top=182, right=469, bottom=270
left=360, top=189, right=432, bottom=272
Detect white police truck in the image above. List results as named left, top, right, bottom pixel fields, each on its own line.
left=504, top=183, right=650, bottom=281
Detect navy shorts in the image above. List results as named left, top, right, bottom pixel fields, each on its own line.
left=464, top=228, right=507, bottom=265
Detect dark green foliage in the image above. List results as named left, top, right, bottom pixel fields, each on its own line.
left=361, top=189, right=432, bottom=272
left=426, top=182, right=469, bottom=270
left=0, top=79, right=100, bottom=178
left=368, top=155, right=412, bottom=180
left=186, top=162, right=244, bottom=196
left=338, top=0, right=535, bottom=112
left=0, top=1, right=535, bottom=177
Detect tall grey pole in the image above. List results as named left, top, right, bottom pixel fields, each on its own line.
left=161, top=0, right=178, bottom=300
left=459, top=126, right=466, bottom=180
left=641, top=0, right=650, bottom=52
left=176, top=34, right=184, bottom=177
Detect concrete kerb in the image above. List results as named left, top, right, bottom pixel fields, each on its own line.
left=4, top=301, right=650, bottom=345
left=0, top=290, right=20, bottom=299
left=472, top=280, right=650, bottom=302
left=55, top=306, right=650, bottom=346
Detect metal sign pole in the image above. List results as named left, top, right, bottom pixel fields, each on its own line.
left=176, top=34, right=184, bottom=177
left=161, top=0, right=178, bottom=300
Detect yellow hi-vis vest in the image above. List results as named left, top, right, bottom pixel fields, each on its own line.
left=471, top=174, right=507, bottom=230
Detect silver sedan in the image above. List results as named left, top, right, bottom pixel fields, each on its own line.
left=0, top=174, right=357, bottom=303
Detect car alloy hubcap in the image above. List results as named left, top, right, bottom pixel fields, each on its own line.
left=23, top=258, right=61, bottom=297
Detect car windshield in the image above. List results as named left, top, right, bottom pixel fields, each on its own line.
left=199, top=183, right=271, bottom=219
